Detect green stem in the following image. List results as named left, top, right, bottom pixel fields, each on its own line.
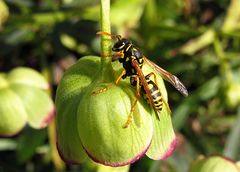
left=48, top=121, right=65, bottom=171
left=38, top=46, right=65, bottom=171
left=100, top=0, right=112, bottom=67
left=223, top=107, right=240, bottom=159
left=213, top=37, right=233, bottom=83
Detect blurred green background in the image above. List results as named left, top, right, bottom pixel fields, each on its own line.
left=0, top=0, right=240, bottom=171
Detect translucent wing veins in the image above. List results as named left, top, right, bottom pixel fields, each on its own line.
left=145, top=58, right=188, bottom=97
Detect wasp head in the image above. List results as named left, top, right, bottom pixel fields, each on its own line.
left=112, top=37, right=131, bottom=52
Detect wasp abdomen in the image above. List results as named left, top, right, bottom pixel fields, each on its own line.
left=144, top=79, right=163, bottom=112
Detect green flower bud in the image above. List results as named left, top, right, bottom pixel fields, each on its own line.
left=78, top=83, right=153, bottom=166
left=189, top=155, right=240, bottom=172
left=56, top=56, right=176, bottom=166
left=0, top=67, right=54, bottom=136
left=0, top=87, right=27, bottom=136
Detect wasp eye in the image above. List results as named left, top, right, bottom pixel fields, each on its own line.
left=112, top=38, right=129, bottom=51
left=113, top=41, right=124, bottom=51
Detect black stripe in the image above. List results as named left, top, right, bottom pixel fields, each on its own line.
left=156, top=107, right=163, bottom=111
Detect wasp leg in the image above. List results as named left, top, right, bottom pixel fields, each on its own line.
left=112, top=52, right=124, bottom=61
left=92, top=70, right=126, bottom=95
left=115, top=69, right=126, bottom=85
left=92, top=85, right=113, bottom=95
left=123, top=76, right=141, bottom=128
left=161, top=96, right=171, bottom=114
left=149, top=72, right=172, bottom=114
left=100, top=52, right=124, bottom=61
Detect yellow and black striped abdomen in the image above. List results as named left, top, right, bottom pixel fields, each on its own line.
left=143, top=79, right=163, bottom=112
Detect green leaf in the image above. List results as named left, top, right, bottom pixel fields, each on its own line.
left=223, top=108, right=240, bottom=159
left=3, top=27, right=35, bottom=45
left=0, top=139, right=17, bottom=151
left=0, top=88, right=27, bottom=136
left=60, top=33, right=77, bottom=50
left=111, top=0, right=147, bottom=32
left=222, top=0, right=240, bottom=33
left=0, top=0, right=9, bottom=29
left=10, top=84, right=54, bottom=128
left=7, top=67, right=49, bottom=90
left=17, top=128, right=47, bottom=162
left=189, top=156, right=240, bottom=172
left=173, top=77, right=220, bottom=130
left=179, top=29, right=215, bottom=55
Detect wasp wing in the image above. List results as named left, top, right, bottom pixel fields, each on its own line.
left=145, top=58, right=188, bottom=96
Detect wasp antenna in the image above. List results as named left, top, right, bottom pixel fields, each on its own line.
left=96, top=31, right=122, bottom=41
left=96, top=31, right=113, bottom=37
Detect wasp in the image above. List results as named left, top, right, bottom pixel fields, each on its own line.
left=94, top=32, right=188, bottom=127
left=122, top=71, right=172, bottom=128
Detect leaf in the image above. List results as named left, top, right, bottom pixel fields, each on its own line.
left=173, top=77, right=220, bottom=130
left=3, top=27, right=35, bottom=45
left=111, top=0, right=147, bottom=32
left=222, top=0, right=240, bottom=33
left=223, top=108, right=240, bottom=159
left=0, top=0, right=9, bottom=29
left=179, top=29, right=215, bottom=55
left=17, top=128, right=47, bottom=162
left=60, top=33, right=78, bottom=50
left=0, top=139, right=17, bottom=151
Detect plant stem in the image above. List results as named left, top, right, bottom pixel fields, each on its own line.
left=213, top=37, right=233, bottom=83
left=223, top=107, right=240, bottom=159
left=48, top=121, right=65, bottom=171
left=100, top=0, right=112, bottom=67
left=39, top=51, right=65, bottom=171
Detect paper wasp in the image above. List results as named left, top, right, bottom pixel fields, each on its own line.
left=122, top=69, right=171, bottom=128
left=94, top=32, right=188, bottom=127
